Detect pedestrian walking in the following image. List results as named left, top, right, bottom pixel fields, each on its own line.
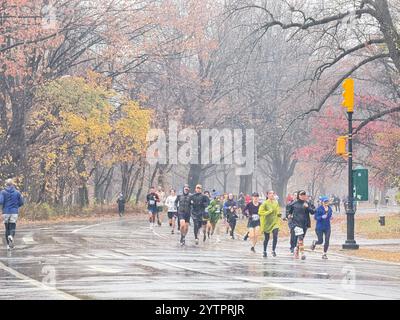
left=385, top=195, right=390, bottom=206
left=311, top=196, right=332, bottom=259
left=116, top=192, right=126, bottom=217
left=0, top=179, right=24, bottom=250
left=374, top=196, right=379, bottom=211
left=259, top=190, right=281, bottom=258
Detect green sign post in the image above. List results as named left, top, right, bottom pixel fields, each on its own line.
left=353, top=166, right=368, bottom=201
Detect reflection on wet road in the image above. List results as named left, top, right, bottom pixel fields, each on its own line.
left=1, top=218, right=399, bottom=300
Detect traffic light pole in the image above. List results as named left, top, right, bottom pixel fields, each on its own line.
left=343, top=111, right=359, bottom=249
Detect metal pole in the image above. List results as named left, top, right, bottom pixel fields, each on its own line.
left=343, top=111, right=359, bottom=249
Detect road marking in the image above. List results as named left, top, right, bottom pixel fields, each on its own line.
left=135, top=255, right=343, bottom=300
left=71, top=218, right=135, bottom=234
left=88, top=266, right=122, bottom=273
left=0, top=261, right=79, bottom=300
left=22, top=235, right=37, bottom=245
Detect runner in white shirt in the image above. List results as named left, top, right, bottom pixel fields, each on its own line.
left=165, top=189, right=178, bottom=234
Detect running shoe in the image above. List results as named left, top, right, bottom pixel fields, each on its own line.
left=6, top=245, right=10, bottom=251
left=195, top=238, right=199, bottom=245
left=243, top=233, right=249, bottom=241
left=251, top=247, right=255, bottom=253
left=322, top=254, right=328, bottom=260
left=311, top=240, right=316, bottom=251
left=8, top=235, right=14, bottom=249
left=294, top=247, right=299, bottom=259
left=171, top=230, right=174, bottom=234
left=290, top=248, right=294, bottom=254
left=272, top=251, right=276, bottom=257
left=203, top=234, right=207, bottom=242
left=263, top=251, right=267, bottom=258
left=301, top=254, right=306, bottom=260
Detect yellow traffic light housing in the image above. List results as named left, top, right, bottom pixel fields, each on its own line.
left=336, top=136, right=347, bottom=156
left=342, top=78, right=354, bottom=113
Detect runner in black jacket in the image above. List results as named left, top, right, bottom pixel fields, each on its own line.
left=190, top=184, right=210, bottom=245
left=287, top=190, right=315, bottom=260
left=175, top=185, right=191, bottom=246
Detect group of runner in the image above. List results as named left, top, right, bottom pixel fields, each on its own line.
left=145, top=185, right=333, bottom=260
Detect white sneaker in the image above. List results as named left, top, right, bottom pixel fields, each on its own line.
left=8, top=235, right=14, bottom=249
left=6, top=245, right=10, bottom=250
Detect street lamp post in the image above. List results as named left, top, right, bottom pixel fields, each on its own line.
left=341, top=78, right=359, bottom=250
left=343, top=110, right=359, bottom=249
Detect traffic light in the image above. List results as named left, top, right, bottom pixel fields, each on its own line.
left=336, top=136, right=347, bottom=155
left=342, top=78, right=354, bottom=112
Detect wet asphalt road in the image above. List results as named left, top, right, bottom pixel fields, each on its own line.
left=0, top=217, right=399, bottom=300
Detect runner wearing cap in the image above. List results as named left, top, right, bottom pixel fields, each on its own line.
left=243, top=192, right=261, bottom=252
left=311, top=196, right=333, bottom=259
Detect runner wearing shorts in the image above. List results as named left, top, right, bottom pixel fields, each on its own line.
left=146, top=187, right=160, bottom=229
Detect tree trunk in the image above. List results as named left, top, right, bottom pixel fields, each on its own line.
left=188, top=164, right=202, bottom=191
left=78, top=184, right=89, bottom=208
left=135, top=164, right=147, bottom=204
left=271, top=175, right=289, bottom=207
left=239, top=174, right=253, bottom=195
left=4, top=89, right=28, bottom=181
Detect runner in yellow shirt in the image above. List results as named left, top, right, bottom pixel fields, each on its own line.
left=259, top=190, right=281, bottom=258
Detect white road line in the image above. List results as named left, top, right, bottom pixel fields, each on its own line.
left=0, top=261, right=79, bottom=300
left=71, top=219, right=132, bottom=234
left=135, top=256, right=343, bottom=300
left=88, top=266, right=122, bottom=273
left=22, top=235, right=37, bottom=245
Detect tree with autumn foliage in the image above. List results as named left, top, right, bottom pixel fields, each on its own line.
left=26, top=72, right=151, bottom=207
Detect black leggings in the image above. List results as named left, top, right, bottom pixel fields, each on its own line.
left=290, top=227, right=296, bottom=250
left=264, top=228, right=279, bottom=252
left=4, top=223, right=16, bottom=244
left=315, top=229, right=331, bottom=253
left=193, top=219, right=202, bottom=239
left=229, top=219, right=237, bottom=236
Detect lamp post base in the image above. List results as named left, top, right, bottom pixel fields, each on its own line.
left=342, top=240, right=359, bottom=250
